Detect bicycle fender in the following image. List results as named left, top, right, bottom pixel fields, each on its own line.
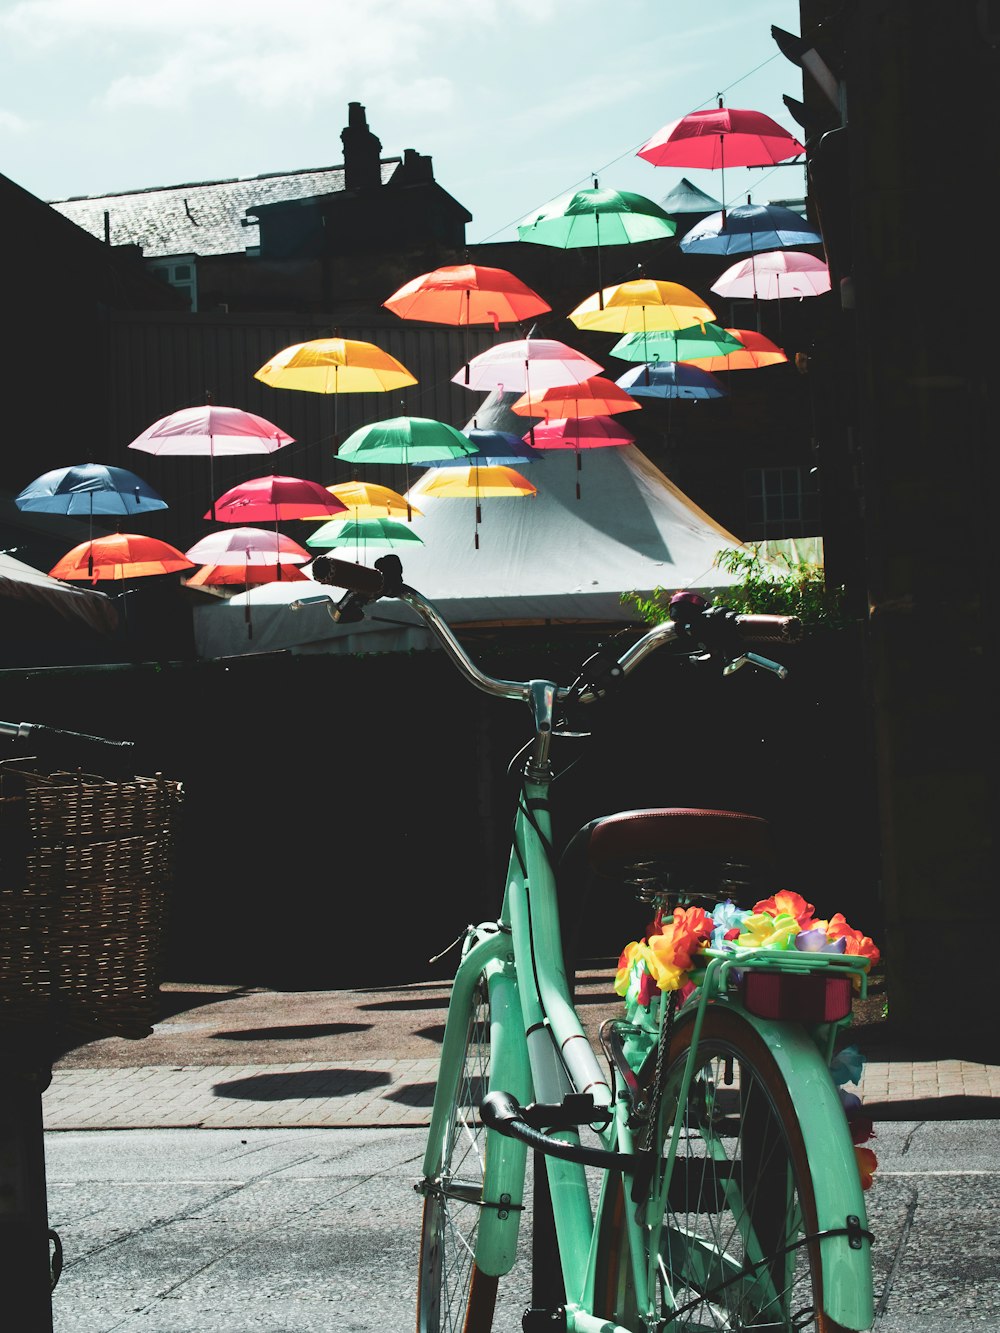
left=735, top=1007, right=874, bottom=1331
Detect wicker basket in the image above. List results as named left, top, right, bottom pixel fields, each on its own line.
left=0, top=760, right=183, bottom=1040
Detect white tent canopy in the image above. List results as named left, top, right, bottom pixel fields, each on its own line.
left=191, top=442, right=753, bottom=659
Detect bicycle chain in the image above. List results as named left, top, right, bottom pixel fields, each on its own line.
left=638, top=989, right=677, bottom=1153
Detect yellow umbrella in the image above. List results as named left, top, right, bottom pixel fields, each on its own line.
left=254, top=336, right=417, bottom=443
left=568, top=279, right=715, bottom=334
left=413, top=464, right=536, bottom=549
left=302, top=480, right=422, bottom=522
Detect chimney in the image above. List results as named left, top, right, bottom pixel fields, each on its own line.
left=341, top=102, right=383, bottom=190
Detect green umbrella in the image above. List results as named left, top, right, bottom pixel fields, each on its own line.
left=305, top=517, right=425, bottom=551
left=517, top=182, right=677, bottom=299
left=337, top=416, right=478, bottom=465
left=610, top=323, right=745, bottom=364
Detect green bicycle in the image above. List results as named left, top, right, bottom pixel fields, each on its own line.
left=311, top=554, right=876, bottom=1333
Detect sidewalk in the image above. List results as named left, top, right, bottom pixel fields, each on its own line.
left=43, top=973, right=1000, bottom=1131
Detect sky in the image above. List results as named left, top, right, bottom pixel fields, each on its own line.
left=0, top=0, right=807, bottom=245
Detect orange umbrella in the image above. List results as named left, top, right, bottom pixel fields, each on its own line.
left=511, top=376, right=641, bottom=420
left=184, top=562, right=310, bottom=587
left=383, top=264, right=550, bottom=330
left=681, top=328, right=788, bottom=372
left=50, top=533, right=194, bottom=583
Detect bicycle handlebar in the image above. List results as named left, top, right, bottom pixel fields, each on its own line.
left=309, top=554, right=802, bottom=705
left=0, top=720, right=136, bottom=773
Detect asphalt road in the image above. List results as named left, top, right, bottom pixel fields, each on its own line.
left=43, top=1117, right=1000, bottom=1333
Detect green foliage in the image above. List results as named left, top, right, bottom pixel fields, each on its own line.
left=623, top=545, right=852, bottom=633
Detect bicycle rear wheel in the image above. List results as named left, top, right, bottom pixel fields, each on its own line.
left=595, top=1007, right=850, bottom=1331
left=417, top=974, right=498, bottom=1333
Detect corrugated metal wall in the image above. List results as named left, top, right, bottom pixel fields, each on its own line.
left=104, top=312, right=503, bottom=549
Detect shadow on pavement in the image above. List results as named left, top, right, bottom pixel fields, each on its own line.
left=211, top=1069, right=393, bottom=1100
left=211, top=1023, right=370, bottom=1042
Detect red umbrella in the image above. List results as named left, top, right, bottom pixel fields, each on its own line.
left=184, top=562, right=310, bottom=587
left=383, top=264, right=551, bottom=330
left=207, top=475, right=349, bottom=523
left=637, top=98, right=804, bottom=212
left=525, top=416, right=636, bottom=449
left=681, top=328, right=788, bottom=372
left=49, top=533, right=194, bottom=583
left=129, top=402, right=294, bottom=519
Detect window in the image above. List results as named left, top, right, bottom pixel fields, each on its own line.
left=744, top=466, right=820, bottom=539
left=148, top=258, right=198, bottom=312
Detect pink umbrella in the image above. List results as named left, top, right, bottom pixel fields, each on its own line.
left=452, top=338, right=602, bottom=394
left=207, top=475, right=349, bottom=523
left=710, top=251, right=832, bottom=301
left=524, top=414, right=636, bottom=500
left=129, top=402, right=294, bottom=519
left=184, top=527, right=310, bottom=633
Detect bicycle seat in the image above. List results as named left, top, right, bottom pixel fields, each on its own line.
left=561, top=808, right=773, bottom=902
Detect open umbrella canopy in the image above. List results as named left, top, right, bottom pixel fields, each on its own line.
left=511, top=376, right=641, bottom=419
left=207, top=475, right=349, bottom=523
left=615, top=362, right=728, bottom=399
left=681, top=328, right=788, bottom=372
left=383, top=263, right=550, bottom=329
left=711, top=251, right=832, bottom=300
left=50, top=533, right=194, bottom=582
left=517, top=185, right=676, bottom=249
left=637, top=104, right=804, bottom=170
left=15, top=463, right=167, bottom=516
left=679, top=201, right=823, bottom=255
left=318, top=480, right=421, bottom=520
left=185, top=562, right=310, bottom=587
left=452, top=337, right=602, bottom=392
left=185, top=526, right=310, bottom=566
left=128, top=404, right=294, bottom=457
left=610, top=323, right=745, bottom=364
left=526, top=416, right=636, bottom=448
left=416, top=465, right=537, bottom=498
left=305, top=517, right=425, bottom=550
left=337, top=416, right=480, bottom=465
left=253, top=337, right=417, bottom=394
left=568, top=279, right=715, bottom=334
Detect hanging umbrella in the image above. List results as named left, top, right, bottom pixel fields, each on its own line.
left=207, top=475, right=349, bottom=523
left=337, top=416, right=478, bottom=466
left=511, top=376, right=641, bottom=421
left=711, top=251, right=832, bottom=301
left=568, top=279, right=716, bottom=335
left=516, top=182, right=676, bottom=299
left=254, top=336, right=418, bottom=447
left=50, top=533, right=194, bottom=583
left=610, top=323, right=745, bottom=364
left=410, top=464, right=535, bottom=549
left=185, top=527, right=310, bottom=567
left=679, top=201, right=823, bottom=255
left=305, top=517, right=426, bottom=552
left=615, top=362, right=728, bottom=399
left=452, top=337, right=602, bottom=393
left=681, top=328, right=788, bottom=372
left=185, top=527, right=311, bottom=638
left=526, top=416, right=636, bottom=448
left=429, top=427, right=543, bottom=468
left=128, top=402, right=294, bottom=520
left=15, top=463, right=167, bottom=517
left=382, top=264, right=550, bottom=330
left=318, top=480, right=422, bottom=520
left=184, top=562, right=310, bottom=587
left=637, top=98, right=804, bottom=212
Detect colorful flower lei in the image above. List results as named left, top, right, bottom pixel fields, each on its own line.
left=615, top=890, right=880, bottom=1188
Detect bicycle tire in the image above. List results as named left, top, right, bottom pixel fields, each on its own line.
left=417, top=974, right=499, bottom=1333
left=594, top=1006, right=853, bottom=1332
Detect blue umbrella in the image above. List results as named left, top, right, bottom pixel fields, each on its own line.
left=678, top=202, right=823, bottom=256
left=429, top=427, right=544, bottom=469
left=615, top=362, right=728, bottom=400
left=15, top=463, right=168, bottom=516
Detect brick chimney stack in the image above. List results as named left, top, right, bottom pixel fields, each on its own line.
left=341, top=102, right=383, bottom=190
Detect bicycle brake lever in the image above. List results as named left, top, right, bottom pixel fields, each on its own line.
left=723, top=651, right=789, bottom=681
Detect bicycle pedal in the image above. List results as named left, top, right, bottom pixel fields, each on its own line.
left=520, top=1093, right=611, bottom=1131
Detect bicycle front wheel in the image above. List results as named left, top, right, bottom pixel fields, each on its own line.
left=417, top=973, right=498, bottom=1333
left=596, top=1007, right=852, bottom=1332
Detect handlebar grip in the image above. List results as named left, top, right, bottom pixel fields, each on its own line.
left=733, top=614, right=803, bottom=644
left=310, top=556, right=385, bottom=596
